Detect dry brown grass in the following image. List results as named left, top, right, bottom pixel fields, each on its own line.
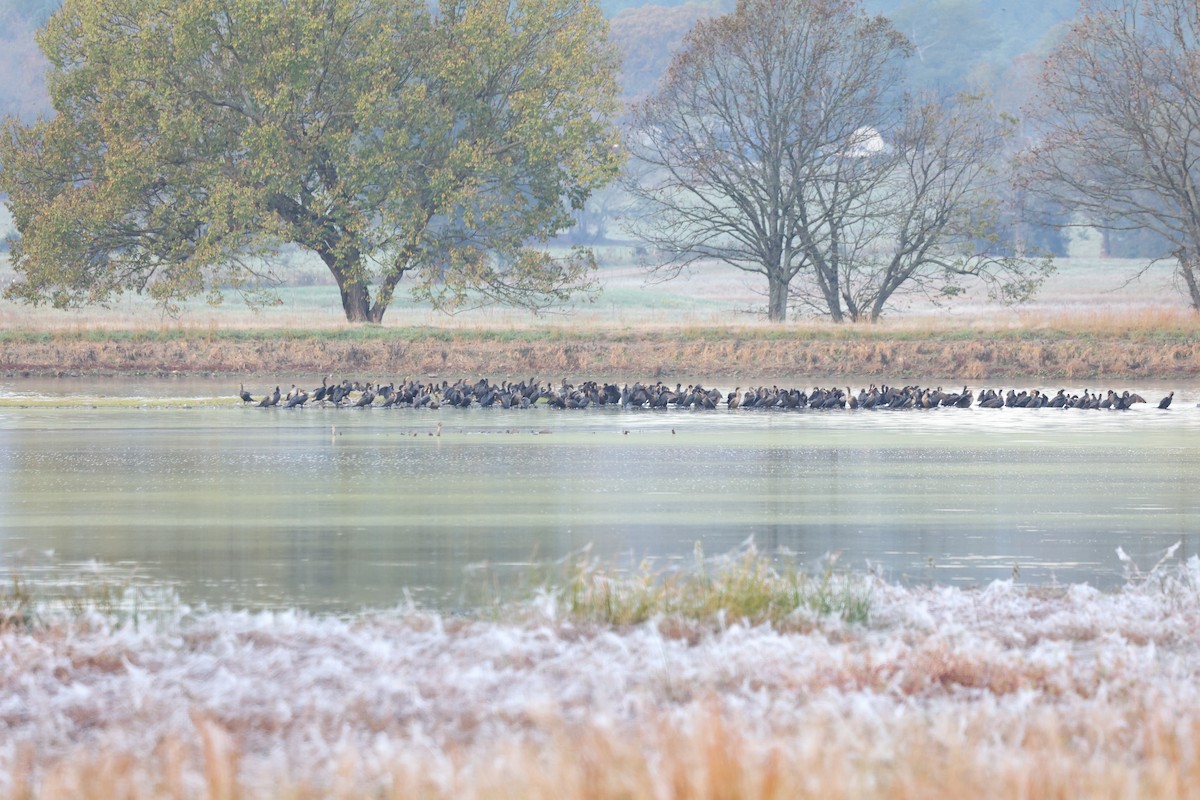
left=9, top=702, right=1200, bottom=799
left=6, top=551, right=1200, bottom=800
left=9, top=563, right=1200, bottom=800
left=3, top=327, right=1198, bottom=381
left=3, top=253, right=1199, bottom=380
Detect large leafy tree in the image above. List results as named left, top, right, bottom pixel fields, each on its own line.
left=1022, top=0, right=1200, bottom=310
left=625, top=0, right=1045, bottom=322
left=0, top=0, right=622, bottom=322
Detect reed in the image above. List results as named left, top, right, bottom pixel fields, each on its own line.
left=5, top=550, right=1200, bottom=798
left=3, top=323, right=1198, bottom=380
left=0, top=568, right=174, bottom=631
left=8, top=627, right=1200, bottom=799
left=459, top=544, right=874, bottom=633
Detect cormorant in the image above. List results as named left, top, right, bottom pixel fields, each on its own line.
left=258, top=386, right=280, bottom=408
left=354, top=383, right=376, bottom=408
left=312, top=376, right=330, bottom=404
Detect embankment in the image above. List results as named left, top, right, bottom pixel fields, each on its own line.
left=2, top=328, right=1199, bottom=380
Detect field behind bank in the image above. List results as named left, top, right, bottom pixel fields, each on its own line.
left=0, top=249, right=1191, bottom=330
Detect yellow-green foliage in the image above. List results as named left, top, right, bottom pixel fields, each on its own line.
left=0, top=571, right=159, bottom=630
left=0, top=0, right=622, bottom=323
left=0, top=576, right=35, bottom=630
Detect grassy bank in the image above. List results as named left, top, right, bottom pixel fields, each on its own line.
left=1, top=317, right=1198, bottom=380
left=2, top=253, right=1198, bottom=379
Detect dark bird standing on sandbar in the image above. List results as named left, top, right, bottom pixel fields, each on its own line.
left=311, top=376, right=330, bottom=404
left=239, top=384, right=253, bottom=404
left=1159, top=391, right=1174, bottom=409
left=354, top=384, right=376, bottom=408
left=258, top=386, right=280, bottom=407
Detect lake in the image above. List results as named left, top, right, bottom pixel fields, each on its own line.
left=1, top=377, right=1197, bottom=612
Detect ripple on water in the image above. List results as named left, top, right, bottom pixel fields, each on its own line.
left=1, top=399, right=1198, bottom=609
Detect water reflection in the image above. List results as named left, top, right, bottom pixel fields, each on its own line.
left=1, top=383, right=1198, bottom=611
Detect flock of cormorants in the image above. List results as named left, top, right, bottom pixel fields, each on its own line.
left=239, top=377, right=1178, bottom=411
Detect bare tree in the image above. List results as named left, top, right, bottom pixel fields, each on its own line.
left=1022, top=0, right=1200, bottom=309
left=625, top=0, right=910, bottom=321
left=626, top=0, right=1047, bottom=322
left=791, top=93, right=1052, bottom=321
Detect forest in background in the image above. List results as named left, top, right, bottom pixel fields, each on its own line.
left=0, top=0, right=1077, bottom=121
left=0, top=0, right=1174, bottom=275
left=609, top=0, right=1078, bottom=103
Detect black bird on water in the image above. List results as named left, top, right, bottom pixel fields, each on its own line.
left=1159, top=391, right=1175, bottom=409
left=238, top=384, right=253, bottom=404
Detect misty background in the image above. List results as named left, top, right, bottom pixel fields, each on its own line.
left=0, top=0, right=1123, bottom=261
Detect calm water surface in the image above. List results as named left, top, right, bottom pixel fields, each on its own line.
left=1, top=378, right=1198, bottom=611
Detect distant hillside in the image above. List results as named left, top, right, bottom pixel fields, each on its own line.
left=0, top=2, right=51, bottom=122
left=609, top=2, right=726, bottom=100
left=609, top=0, right=1078, bottom=104
left=2, top=0, right=1079, bottom=122
left=601, top=0, right=722, bottom=13
left=864, top=0, right=1076, bottom=90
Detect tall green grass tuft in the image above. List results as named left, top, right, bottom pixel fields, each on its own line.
left=550, top=545, right=872, bottom=630
left=0, top=569, right=176, bottom=631
left=0, top=576, right=36, bottom=630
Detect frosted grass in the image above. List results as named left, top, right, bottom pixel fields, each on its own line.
left=3, top=548, right=1200, bottom=798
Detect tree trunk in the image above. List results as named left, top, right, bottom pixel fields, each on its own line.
left=338, top=273, right=397, bottom=323
left=339, top=280, right=374, bottom=322
left=767, top=276, right=789, bottom=322
left=316, top=245, right=389, bottom=323
left=809, top=256, right=844, bottom=323
left=1179, top=250, right=1200, bottom=311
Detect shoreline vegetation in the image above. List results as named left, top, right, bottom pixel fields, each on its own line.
left=1, top=315, right=1199, bottom=380
left=3, top=546, right=1199, bottom=798
left=3, top=261, right=1199, bottom=795
left=2, top=253, right=1198, bottom=380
